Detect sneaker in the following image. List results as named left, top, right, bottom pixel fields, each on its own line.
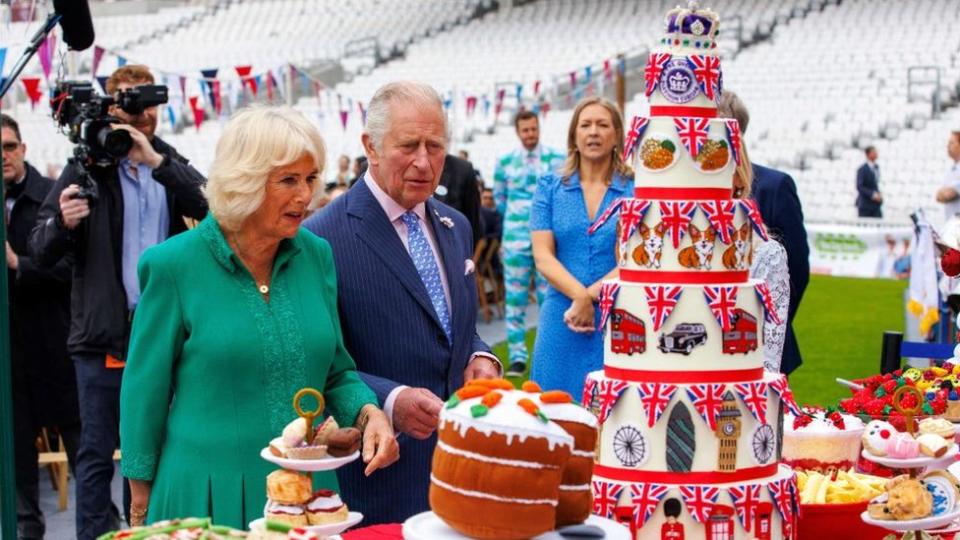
left=506, top=361, right=527, bottom=378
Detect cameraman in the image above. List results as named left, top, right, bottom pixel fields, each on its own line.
left=28, top=65, right=207, bottom=540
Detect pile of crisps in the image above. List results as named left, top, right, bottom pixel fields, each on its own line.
left=796, top=469, right=886, bottom=504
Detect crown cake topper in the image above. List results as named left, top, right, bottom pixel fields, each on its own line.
left=665, top=2, right=720, bottom=41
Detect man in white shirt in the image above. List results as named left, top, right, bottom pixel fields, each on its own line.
left=935, top=131, right=960, bottom=220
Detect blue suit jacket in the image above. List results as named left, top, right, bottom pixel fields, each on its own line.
left=752, top=164, right=810, bottom=375
left=302, top=179, right=490, bottom=524
left=856, top=163, right=882, bottom=216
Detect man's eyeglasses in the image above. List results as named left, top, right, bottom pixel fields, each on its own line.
left=1, top=142, right=21, bottom=152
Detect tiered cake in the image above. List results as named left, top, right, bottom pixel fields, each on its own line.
left=584, top=3, right=800, bottom=539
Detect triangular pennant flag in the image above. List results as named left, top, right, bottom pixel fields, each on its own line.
left=96, top=76, right=109, bottom=94
left=117, top=56, right=127, bottom=67
left=629, top=483, right=669, bottom=530
left=21, top=77, right=42, bottom=109
left=687, top=54, right=721, bottom=102
left=494, top=89, right=506, bottom=119
left=725, top=118, right=742, bottom=166
left=642, top=285, right=683, bottom=332
left=533, top=80, right=542, bottom=96
left=617, top=199, right=652, bottom=264
left=582, top=377, right=598, bottom=409
left=165, top=105, right=176, bottom=129
left=541, top=101, right=551, bottom=119
left=596, top=380, right=630, bottom=424
left=738, top=199, right=769, bottom=241
left=569, top=71, right=577, bottom=89
left=358, top=101, right=366, bottom=125
left=754, top=283, right=782, bottom=325
left=597, top=282, right=622, bottom=330
left=299, top=70, right=311, bottom=98
left=789, top=473, right=801, bottom=521
left=767, top=477, right=793, bottom=522
left=592, top=480, right=624, bottom=519
left=685, top=383, right=726, bottom=431
left=703, top=286, right=738, bottom=332
left=700, top=200, right=737, bottom=244
left=235, top=65, right=257, bottom=96
left=339, top=109, right=349, bottom=130
left=179, top=76, right=187, bottom=99
left=584, top=65, right=592, bottom=83
left=637, top=383, right=679, bottom=428
left=673, top=117, right=711, bottom=160
left=678, top=485, right=719, bottom=523
left=91, top=46, right=104, bottom=77
left=622, top=116, right=649, bottom=162
left=769, top=375, right=801, bottom=416
left=658, top=201, right=697, bottom=249
left=644, top=52, right=671, bottom=96
left=603, top=58, right=612, bottom=81
left=733, top=382, right=768, bottom=424
left=588, top=197, right=624, bottom=235
left=188, top=96, right=204, bottom=131
left=728, top=483, right=762, bottom=530
left=200, top=68, right=219, bottom=113
left=515, top=84, right=523, bottom=101
left=38, top=34, right=55, bottom=81
left=465, top=95, right=477, bottom=116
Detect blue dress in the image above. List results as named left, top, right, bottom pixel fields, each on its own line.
left=529, top=171, right=634, bottom=398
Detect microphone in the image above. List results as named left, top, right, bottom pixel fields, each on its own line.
left=52, top=0, right=95, bottom=51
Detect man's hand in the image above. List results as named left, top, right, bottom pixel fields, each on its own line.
left=392, top=387, right=443, bottom=440
left=58, top=185, right=90, bottom=230
left=464, top=355, right=500, bottom=382
left=872, top=191, right=883, bottom=203
left=112, top=125, right=164, bottom=169
left=5, top=242, right=17, bottom=271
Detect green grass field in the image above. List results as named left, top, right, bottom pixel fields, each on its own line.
left=492, top=275, right=909, bottom=407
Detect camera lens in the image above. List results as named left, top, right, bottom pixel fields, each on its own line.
left=97, top=127, right=132, bottom=158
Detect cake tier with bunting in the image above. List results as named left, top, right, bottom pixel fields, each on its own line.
left=591, top=465, right=798, bottom=540
left=584, top=371, right=798, bottom=480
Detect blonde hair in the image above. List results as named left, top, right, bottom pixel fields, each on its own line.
left=205, top=106, right=326, bottom=231
left=558, top=97, right=633, bottom=183
left=733, top=138, right=753, bottom=198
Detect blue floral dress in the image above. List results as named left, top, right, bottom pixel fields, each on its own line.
left=529, top=171, right=634, bottom=398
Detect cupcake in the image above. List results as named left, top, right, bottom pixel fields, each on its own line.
left=305, top=489, right=349, bottom=525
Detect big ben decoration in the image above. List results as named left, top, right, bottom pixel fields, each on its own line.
left=715, top=391, right=742, bottom=471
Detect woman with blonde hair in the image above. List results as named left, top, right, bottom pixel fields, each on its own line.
left=529, top=97, right=634, bottom=397
left=120, top=106, right=398, bottom=528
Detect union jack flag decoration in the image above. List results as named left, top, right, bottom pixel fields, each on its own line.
left=734, top=382, right=768, bottom=424
left=769, top=375, right=802, bottom=416
left=598, top=282, right=622, bottom=330
left=618, top=199, right=652, bottom=263
left=754, top=283, right=782, bottom=325
left=725, top=118, right=742, bottom=166
left=789, top=474, right=802, bottom=520
left=642, top=285, right=684, bottom=332
left=638, top=382, right=679, bottom=428
left=700, top=200, right=737, bottom=244
left=596, top=379, right=630, bottom=424
left=582, top=377, right=599, bottom=410
left=686, top=383, right=727, bottom=431
left=592, top=480, right=624, bottom=518
left=768, top=477, right=794, bottom=522
left=687, top=55, right=722, bottom=102
left=728, top=483, right=762, bottom=530
left=673, top=117, right=711, bottom=160
left=678, top=485, right=719, bottom=523
left=622, top=116, right=650, bottom=162
left=703, top=286, right=739, bottom=332
left=644, top=53, right=672, bottom=96
left=738, top=199, right=769, bottom=241
left=658, top=201, right=698, bottom=249
left=587, top=197, right=625, bottom=234
left=629, top=482, right=670, bottom=529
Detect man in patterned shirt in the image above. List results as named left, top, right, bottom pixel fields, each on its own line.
left=493, top=111, right=564, bottom=376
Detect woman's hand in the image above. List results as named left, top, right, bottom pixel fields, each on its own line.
left=563, top=292, right=595, bottom=333
left=358, top=405, right=399, bottom=476
left=128, top=479, right=152, bottom=527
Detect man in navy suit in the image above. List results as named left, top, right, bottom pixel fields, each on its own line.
left=304, top=81, right=500, bottom=524
left=856, top=146, right=883, bottom=218
left=718, top=91, right=810, bottom=376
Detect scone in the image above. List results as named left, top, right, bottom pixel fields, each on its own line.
left=266, top=470, right=312, bottom=505
left=305, top=489, right=349, bottom=525
left=264, top=500, right=308, bottom=527
left=869, top=475, right=933, bottom=521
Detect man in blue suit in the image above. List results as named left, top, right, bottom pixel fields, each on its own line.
left=719, top=91, right=810, bottom=376
left=856, top=146, right=883, bottom=218
left=304, top=81, right=500, bottom=524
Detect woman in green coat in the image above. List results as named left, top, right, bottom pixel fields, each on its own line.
left=119, top=106, right=398, bottom=529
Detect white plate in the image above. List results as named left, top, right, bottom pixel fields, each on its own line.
left=260, top=448, right=360, bottom=471
left=860, top=445, right=959, bottom=468
left=402, top=511, right=631, bottom=540
left=249, top=512, right=362, bottom=537
left=861, top=505, right=960, bottom=532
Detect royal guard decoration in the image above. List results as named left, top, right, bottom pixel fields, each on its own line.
left=661, top=498, right=686, bottom=540
left=611, top=309, right=647, bottom=355
left=715, top=390, right=742, bottom=472
left=643, top=285, right=684, bottom=332
left=631, top=482, right=670, bottom=530
left=598, top=282, right=622, bottom=330
left=638, top=382, right=679, bottom=428
left=679, top=485, right=719, bottom=523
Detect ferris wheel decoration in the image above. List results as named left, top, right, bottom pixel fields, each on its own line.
left=613, top=424, right=649, bottom=468
left=751, top=424, right=775, bottom=465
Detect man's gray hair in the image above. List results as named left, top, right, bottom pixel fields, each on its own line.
left=717, top=90, right=750, bottom=134
left=364, top=81, right=449, bottom=150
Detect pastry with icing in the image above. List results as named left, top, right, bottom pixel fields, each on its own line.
left=885, top=433, right=920, bottom=459
left=862, top=420, right=897, bottom=456
left=917, top=433, right=950, bottom=458
left=264, top=500, right=307, bottom=527
left=305, top=489, right=349, bottom=525
left=918, top=417, right=956, bottom=442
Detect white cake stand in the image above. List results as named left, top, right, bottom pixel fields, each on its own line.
left=402, top=511, right=631, bottom=540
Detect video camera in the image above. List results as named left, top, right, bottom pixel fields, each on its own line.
left=50, top=81, right=168, bottom=204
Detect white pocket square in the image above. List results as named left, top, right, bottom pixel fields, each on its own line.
left=465, top=259, right=476, bottom=275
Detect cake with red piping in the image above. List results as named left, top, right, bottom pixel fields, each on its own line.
left=583, top=2, right=800, bottom=538
left=429, top=378, right=575, bottom=539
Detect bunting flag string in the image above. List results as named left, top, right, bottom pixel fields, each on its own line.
left=598, top=282, right=622, bottom=330
left=678, top=485, right=719, bottom=523
left=596, top=380, right=630, bottom=424
left=769, top=375, right=802, bottom=416
left=738, top=199, right=770, bottom=241
left=754, top=283, right=782, bottom=325
left=700, top=200, right=737, bottom=244
left=629, top=483, right=670, bottom=529
left=38, top=34, right=55, bottom=81
left=687, top=54, right=721, bottom=102
left=644, top=53, right=672, bottom=96
left=642, top=285, right=684, bottom=332
left=685, top=383, right=727, bottom=431
left=637, top=383, right=679, bottom=428
left=725, top=118, right=742, bottom=166
left=728, top=483, right=762, bottom=530
left=592, top=480, right=624, bottom=519
left=733, top=381, right=768, bottom=424
left=703, top=286, right=739, bottom=332
left=674, top=116, right=711, bottom=160
left=768, top=477, right=794, bottom=522
left=587, top=198, right=624, bottom=235
left=582, top=378, right=598, bottom=409
left=188, top=96, right=203, bottom=130
left=617, top=199, right=652, bottom=263
left=622, top=116, right=649, bottom=162
left=91, top=46, right=104, bottom=77
left=21, top=78, right=42, bottom=109
left=659, top=201, right=698, bottom=249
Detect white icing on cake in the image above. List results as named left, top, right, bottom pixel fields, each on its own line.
left=306, top=492, right=343, bottom=512
left=571, top=449, right=595, bottom=458
left=559, top=484, right=591, bottom=492
left=265, top=501, right=305, bottom=515
left=430, top=474, right=559, bottom=507
left=784, top=412, right=865, bottom=433
left=535, top=398, right=599, bottom=429
left=441, top=389, right=575, bottom=451
left=435, top=440, right=554, bottom=470
left=632, top=117, right=734, bottom=190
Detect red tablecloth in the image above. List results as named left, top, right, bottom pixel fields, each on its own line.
left=340, top=524, right=402, bottom=539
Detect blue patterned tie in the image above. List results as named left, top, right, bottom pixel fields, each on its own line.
left=401, top=211, right=452, bottom=342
